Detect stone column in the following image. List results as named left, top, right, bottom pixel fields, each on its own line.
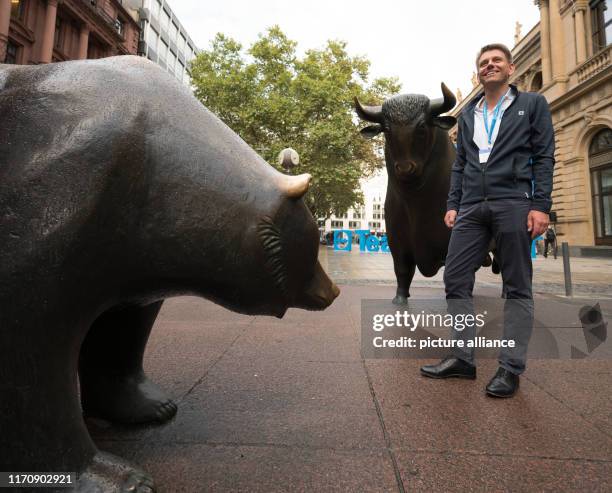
left=536, top=0, right=553, bottom=84
left=39, top=0, right=58, bottom=63
left=77, top=25, right=89, bottom=59
left=549, top=0, right=566, bottom=80
left=0, top=0, right=11, bottom=63
left=574, top=0, right=588, bottom=64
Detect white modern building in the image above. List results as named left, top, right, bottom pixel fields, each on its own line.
left=124, top=0, right=198, bottom=85
left=319, top=169, right=388, bottom=236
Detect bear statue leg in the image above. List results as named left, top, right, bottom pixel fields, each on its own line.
left=0, top=325, right=154, bottom=492
left=79, top=301, right=177, bottom=425
left=392, top=253, right=416, bottom=306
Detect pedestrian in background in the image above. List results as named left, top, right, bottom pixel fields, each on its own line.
left=543, top=225, right=557, bottom=258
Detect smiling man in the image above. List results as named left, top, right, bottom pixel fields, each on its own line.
left=420, top=43, right=555, bottom=397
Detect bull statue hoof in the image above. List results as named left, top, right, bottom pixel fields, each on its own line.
left=76, top=452, right=155, bottom=493
left=392, top=294, right=408, bottom=305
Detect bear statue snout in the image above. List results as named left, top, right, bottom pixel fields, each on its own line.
left=294, top=261, right=340, bottom=311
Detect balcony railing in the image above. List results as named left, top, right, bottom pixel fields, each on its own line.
left=81, top=0, right=125, bottom=40
left=576, top=45, right=611, bottom=83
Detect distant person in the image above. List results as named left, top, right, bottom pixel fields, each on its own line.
left=543, top=225, right=557, bottom=259
left=420, top=43, right=555, bottom=397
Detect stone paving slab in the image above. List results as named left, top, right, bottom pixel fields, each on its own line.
left=87, top=285, right=612, bottom=492
left=394, top=449, right=612, bottom=492
left=365, top=359, right=612, bottom=461
left=97, top=442, right=399, bottom=493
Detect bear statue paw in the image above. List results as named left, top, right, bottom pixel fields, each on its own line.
left=392, top=295, right=408, bottom=305
left=76, top=451, right=155, bottom=493
left=81, top=373, right=177, bottom=425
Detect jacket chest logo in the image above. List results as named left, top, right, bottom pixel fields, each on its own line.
left=518, top=110, right=525, bottom=116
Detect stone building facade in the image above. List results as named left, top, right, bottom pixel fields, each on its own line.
left=450, top=0, right=612, bottom=249
left=0, top=0, right=140, bottom=65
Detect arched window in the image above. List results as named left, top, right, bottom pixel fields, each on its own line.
left=530, top=72, right=542, bottom=92
left=590, top=128, right=612, bottom=244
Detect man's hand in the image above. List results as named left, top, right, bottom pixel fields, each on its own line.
left=527, top=210, right=549, bottom=239
left=444, top=210, right=458, bottom=228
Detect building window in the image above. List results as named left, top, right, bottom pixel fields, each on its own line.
left=4, top=41, right=18, bottom=64
left=590, top=128, right=612, bottom=244
left=591, top=0, right=611, bottom=53
left=331, top=220, right=344, bottom=229
left=368, top=221, right=381, bottom=230
left=169, top=22, right=178, bottom=42
left=54, top=18, right=62, bottom=49
left=160, top=9, right=170, bottom=33
left=115, top=18, right=124, bottom=37
left=158, top=40, right=168, bottom=62
left=150, top=0, right=161, bottom=19
left=348, top=221, right=360, bottom=229
left=530, top=72, right=542, bottom=92
left=10, top=0, right=26, bottom=20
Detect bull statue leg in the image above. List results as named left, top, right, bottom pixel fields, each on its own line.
left=384, top=200, right=417, bottom=305
left=391, top=253, right=417, bottom=305
left=79, top=301, right=177, bottom=425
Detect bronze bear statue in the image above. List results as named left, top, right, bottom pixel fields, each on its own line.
left=0, top=56, right=339, bottom=492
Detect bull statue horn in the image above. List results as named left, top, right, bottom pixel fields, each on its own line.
left=279, top=173, right=312, bottom=199
left=354, top=97, right=383, bottom=123
left=429, top=82, right=456, bottom=117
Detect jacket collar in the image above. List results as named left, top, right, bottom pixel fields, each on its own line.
left=464, top=84, right=520, bottom=114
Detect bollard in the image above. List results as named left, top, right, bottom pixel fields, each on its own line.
left=562, top=242, right=572, bottom=297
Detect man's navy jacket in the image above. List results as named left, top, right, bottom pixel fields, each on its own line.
left=447, top=85, right=555, bottom=214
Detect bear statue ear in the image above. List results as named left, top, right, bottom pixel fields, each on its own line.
left=360, top=124, right=383, bottom=139
left=432, top=116, right=457, bottom=130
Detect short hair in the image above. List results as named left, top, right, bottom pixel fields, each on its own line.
left=476, top=43, right=513, bottom=67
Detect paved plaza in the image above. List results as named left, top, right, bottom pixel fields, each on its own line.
left=91, top=248, right=612, bottom=492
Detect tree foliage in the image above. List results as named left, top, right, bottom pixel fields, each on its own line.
left=189, top=26, right=400, bottom=218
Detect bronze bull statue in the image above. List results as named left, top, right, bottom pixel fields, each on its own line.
left=355, top=83, right=496, bottom=305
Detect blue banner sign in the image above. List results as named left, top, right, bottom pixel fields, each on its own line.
left=333, top=230, right=390, bottom=253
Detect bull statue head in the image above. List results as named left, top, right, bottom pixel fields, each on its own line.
left=355, top=82, right=457, bottom=181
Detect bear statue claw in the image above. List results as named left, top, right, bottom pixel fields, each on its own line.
left=81, top=373, right=177, bottom=425
left=75, top=451, right=155, bottom=493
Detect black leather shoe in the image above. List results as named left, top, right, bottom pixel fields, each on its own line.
left=486, top=367, right=519, bottom=397
left=420, top=356, right=476, bottom=379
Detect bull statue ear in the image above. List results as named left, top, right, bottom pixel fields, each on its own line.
left=432, top=116, right=456, bottom=130
left=360, top=125, right=383, bottom=139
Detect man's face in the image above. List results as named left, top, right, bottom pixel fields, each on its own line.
left=477, top=49, right=515, bottom=86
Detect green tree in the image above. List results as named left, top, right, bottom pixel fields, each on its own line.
left=190, top=26, right=400, bottom=219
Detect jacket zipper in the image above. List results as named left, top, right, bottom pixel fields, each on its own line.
left=482, top=164, right=487, bottom=201
left=478, top=90, right=520, bottom=202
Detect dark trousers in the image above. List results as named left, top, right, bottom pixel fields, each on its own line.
left=443, top=199, right=534, bottom=374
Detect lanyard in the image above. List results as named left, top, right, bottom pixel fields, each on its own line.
left=483, top=89, right=510, bottom=145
